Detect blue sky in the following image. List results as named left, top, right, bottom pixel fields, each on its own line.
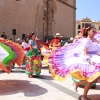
left=76, top=0, right=100, bottom=21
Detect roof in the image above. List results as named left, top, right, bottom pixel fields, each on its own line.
left=76, top=20, right=81, bottom=22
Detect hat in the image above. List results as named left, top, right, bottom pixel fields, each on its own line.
left=16, top=38, right=20, bottom=41
left=70, top=37, right=74, bottom=40
left=54, top=33, right=63, bottom=37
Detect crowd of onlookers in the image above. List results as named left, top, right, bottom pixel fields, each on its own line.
left=0, top=32, right=22, bottom=44
left=0, top=32, right=73, bottom=47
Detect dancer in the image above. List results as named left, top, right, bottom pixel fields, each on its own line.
left=25, top=33, right=41, bottom=78
left=49, top=26, right=100, bottom=100
left=94, top=31, right=100, bottom=44
left=0, top=38, right=24, bottom=73
left=47, top=33, right=63, bottom=73
left=21, top=37, right=30, bottom=65
left=22, top=37, right=30, bottom=55
left=49, top=33, right=63, bottom=52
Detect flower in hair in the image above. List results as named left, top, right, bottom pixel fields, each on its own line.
left=81, top=27, right=86, bottom=34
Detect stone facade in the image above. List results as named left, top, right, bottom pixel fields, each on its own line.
left=53, top=0, right=76, bottom=38
left=76, top=17, right=100, bottom=36
left=0, top=0, right=76, bottom=40
left=43, top=0, right=76, bottom=40
left=0, top=0, right=44, bottom=40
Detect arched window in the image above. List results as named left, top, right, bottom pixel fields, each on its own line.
left=77, top=25, right=81, bottom=29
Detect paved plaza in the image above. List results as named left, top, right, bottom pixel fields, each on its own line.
left=0, top=65, right=100, bottom=100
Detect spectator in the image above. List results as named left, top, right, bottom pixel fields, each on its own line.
left=1, top=32, right=7, bottom=39
left=16, top=38, right=22, bottom=44
left=9, top=38, right=13, bottom=42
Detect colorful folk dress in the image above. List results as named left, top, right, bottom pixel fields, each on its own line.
left=25, top=39, right=41, bottom=76
left=49, top=38, right=100, bottom=82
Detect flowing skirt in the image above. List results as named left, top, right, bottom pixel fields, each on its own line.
left=0, top=39, right=24, bottom=73
left=25, top=48, right=41, bottom=76
left=49, top=41, right=100, bottom=82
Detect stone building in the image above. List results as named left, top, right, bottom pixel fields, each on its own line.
left=0, top=0, right=76, bottom=41
left=76, top=17, right=100, bottom=35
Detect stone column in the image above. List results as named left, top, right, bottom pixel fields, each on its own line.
left=43, top=0, right=53, bottom=40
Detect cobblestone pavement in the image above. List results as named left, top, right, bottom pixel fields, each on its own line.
left=0, top=65, right=100, bottom=100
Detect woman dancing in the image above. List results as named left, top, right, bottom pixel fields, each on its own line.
left=49, top=26, right=100, bottom=100
left=25, top=33, right=41, bottom=78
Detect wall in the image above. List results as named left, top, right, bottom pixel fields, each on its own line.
left=0, top=0, right=76, bottom=40
left=52, top=0, right=76, bottom=38
left=0, top=0, right=43, bottom=40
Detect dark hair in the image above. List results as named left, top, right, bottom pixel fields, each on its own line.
left=82, top=26, right=94, bottom=38
left=31, top=32, right=35, bottom=36
left=30, top=33, right=36, bottom=38
left=9, top=38, right=12, bottom=40
left=23, top=37, right=27, bottom=41
left=23, top=37, right=29, bottom=43
left=1, top=35, right=7, bottom=39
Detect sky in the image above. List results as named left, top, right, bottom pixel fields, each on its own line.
left=76, top=0, right=100, bottom=21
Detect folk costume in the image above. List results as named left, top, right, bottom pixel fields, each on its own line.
left=25, top=38, right=41, bottom=76
left=49, top=37, right=100, bottom=82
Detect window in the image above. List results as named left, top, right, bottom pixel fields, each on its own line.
left=22, top=34, right=26, bottom=40
left=99, top=26, right=100, bottom=30
left=77, top=25, right=81, bottom=29
left=85, top=23, right=91, bottom=28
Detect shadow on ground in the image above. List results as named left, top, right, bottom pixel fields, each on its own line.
left=78, top=94, right=100, bottom=100
left=41, top=66, right=48, bottom=70
left=0, top=66, right=49, bottom=73
left=33, top=75, right=53, bottom=80
left=0, top=80, right=48, bottom=96
left=87, top=94, right=100, bottom=100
